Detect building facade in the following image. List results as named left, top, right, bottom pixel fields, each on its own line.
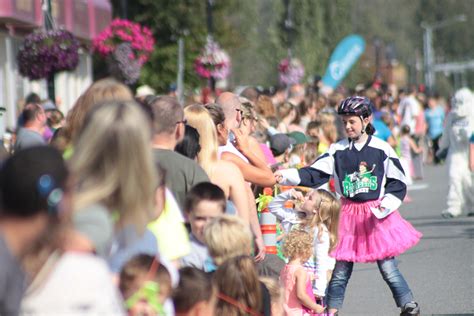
left=0, top=0, right=111, bottom=135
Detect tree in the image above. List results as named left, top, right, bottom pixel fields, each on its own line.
left=109, top=0, right=239, bottom=93
left=103, top=0, right=472, bottom=93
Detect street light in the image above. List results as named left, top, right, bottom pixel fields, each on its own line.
left=42, top=0, right=56, bottom=101
left=421, top=14, right=466, bottom=93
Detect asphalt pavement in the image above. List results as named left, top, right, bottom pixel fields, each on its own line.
left=341, top=163, right=474, bottom=316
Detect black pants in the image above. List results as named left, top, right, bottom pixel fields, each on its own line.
left=431, top=134, right=442, bottom=164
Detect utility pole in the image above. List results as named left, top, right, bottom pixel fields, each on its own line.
left=176, top=31, right=187, bottom=105
left=373, top=37, right=382, bottom=79
left=421, top=14, right=466, bottom=93
left=121, top=0, right=128, bottom=19
left=422, top=25, right=434, bottom=93
left=206, top=0, right=215, bottom=92
left=206, top=0, right=214, bottom=37
left=43, top=0, right=55, bottom=101
left=284, top=0, right=293, bottom=59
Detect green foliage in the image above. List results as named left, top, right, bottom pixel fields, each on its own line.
left=102, top=0, right=473, bottom=93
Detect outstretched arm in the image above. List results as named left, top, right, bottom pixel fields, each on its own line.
left=222, top=151, right=275, bottom=187
left=224, top=128, right=275, bottom=187
left=437, top=114, right=451, bottom=153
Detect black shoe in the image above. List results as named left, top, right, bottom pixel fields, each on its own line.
left=400, top=301, right=420, bottom=316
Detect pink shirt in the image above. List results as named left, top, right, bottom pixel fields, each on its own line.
left=281, top=264, right=315, bottom=316
left=260, top=143, right=277, bottom=165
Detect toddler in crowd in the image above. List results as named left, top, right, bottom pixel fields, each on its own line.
left=269, top=188, right=340, bottom=299
left=280, top=229, right=325, bottom=315
left=119, top=254, right=171, bottom=316
left=399, top=124, right=422, bottom=186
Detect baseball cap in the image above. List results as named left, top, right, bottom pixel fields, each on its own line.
left=41, top=100, right=57, bottom=111
left=269, top=133, right=296, bottom=156
left=287, top=131, right=311, bottom=145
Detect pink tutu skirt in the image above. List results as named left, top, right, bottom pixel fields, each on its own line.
left=330, top=199, right=422, bottom=263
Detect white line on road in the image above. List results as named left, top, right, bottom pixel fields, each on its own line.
left=408, top=183, right=428, bottom=191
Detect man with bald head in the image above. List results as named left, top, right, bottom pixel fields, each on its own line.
left=216, top=92, right=243, bottom=130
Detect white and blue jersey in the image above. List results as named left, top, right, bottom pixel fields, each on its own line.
left=280, top=135, right=407, bottom=212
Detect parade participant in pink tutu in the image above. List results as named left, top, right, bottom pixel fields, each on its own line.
left=275, top=96, right=422, bottom=316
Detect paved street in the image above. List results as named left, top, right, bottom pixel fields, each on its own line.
left=342, top=164, right=474, bottom=316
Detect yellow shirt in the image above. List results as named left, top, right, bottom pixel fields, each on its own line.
left=148, top=189, right=190, bottom=261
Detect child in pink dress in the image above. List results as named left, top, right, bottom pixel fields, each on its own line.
left=280, top=229, right=325, bottom=316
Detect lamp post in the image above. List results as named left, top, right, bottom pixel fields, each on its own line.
left=206, top=0, right=215, bottom=93
left=284, top=0, right=294, bottom=60
left=42, top=0, right=55, bottom=101
left=120, top=0, right=128, bottom=19
left=176, top=29, right=188, bottom=105
left=421, top=14, right=466, bottom=93
left=373, top=37, right=382, bottom=79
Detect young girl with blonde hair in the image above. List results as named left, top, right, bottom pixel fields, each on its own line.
left=280, top=229, right=325, bottom=315
left=184, top=104, right=250, bottom=223
left=269, top=188, right=340, bottom=300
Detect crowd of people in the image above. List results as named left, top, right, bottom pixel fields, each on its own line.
left=1, top=76, right=473, bottom=316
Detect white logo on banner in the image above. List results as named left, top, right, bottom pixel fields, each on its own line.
left=329, top=44, right=363, bottom=81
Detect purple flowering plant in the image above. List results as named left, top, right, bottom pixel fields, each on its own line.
left=17, top=29, right=80, bottom=80
left=278, top=57, right=305, bottom=86
left=93, top=19, right=154, bottom=84
left=195, top=37, right=231, bottom=80
left=93, top=19, right=154, bottom=66
left=107, top=43, right=141, bottom=84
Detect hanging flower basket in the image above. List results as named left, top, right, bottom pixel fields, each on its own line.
left=93, top=18, right=155, bottom=84
left=278, top=57, right=305, bottom=86
left=106, top=43, right=142, bottom=85
left=194, top=38, right=231, bottom=80
left=17, top=29, right=80, bottom=81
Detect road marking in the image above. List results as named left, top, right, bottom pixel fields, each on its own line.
left=408, top=183, right=428, bottom=191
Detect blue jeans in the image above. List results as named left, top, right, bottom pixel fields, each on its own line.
left=326, top=258, right=414, bottom=310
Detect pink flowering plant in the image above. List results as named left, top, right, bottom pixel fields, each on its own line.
left=17, top=29, right=80, bottom=80
left=194, top=37, right=231, bottom=80
left=278, top=57, right=305, bottom=86
left=93, top=19, right=154, bottom=66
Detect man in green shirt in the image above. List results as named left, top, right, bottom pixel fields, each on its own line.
left=148, top=96, right=209, bottom=211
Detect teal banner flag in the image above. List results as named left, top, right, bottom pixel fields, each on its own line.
left=322, top=35, right=365, bottom=89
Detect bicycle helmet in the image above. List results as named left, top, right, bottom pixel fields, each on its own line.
left=337, top=96, right=373, bottom=118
